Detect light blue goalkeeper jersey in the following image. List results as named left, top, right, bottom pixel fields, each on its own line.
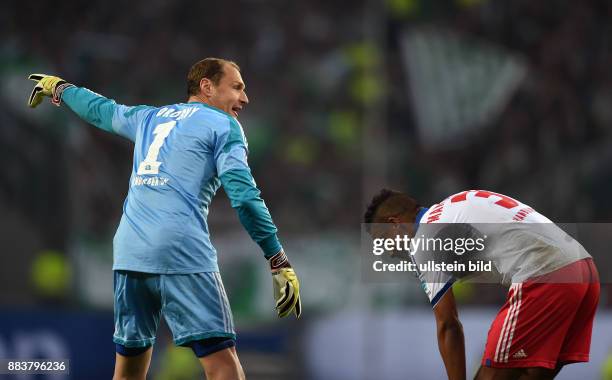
left=62, top=87, right=282, bottom=273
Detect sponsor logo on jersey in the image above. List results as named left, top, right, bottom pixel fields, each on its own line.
left=512, top=349, right=527, bottom=359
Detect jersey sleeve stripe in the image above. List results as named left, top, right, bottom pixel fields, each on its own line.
left=431, top=278, right=456, bottom=308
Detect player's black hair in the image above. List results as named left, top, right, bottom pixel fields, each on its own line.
left=363, top=188, right=420, bottom=232
left=187, top=58, right=240, bottom=96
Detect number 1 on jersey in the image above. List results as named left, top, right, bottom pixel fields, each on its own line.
left=137, top=121, right=176, bottom=175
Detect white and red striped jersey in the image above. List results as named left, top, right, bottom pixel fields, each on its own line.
left=413, top=190, right=591, bottom=307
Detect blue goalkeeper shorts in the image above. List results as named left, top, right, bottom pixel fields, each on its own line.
left=113, top=271, right=235, bottom=348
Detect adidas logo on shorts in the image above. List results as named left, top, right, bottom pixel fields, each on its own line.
left=512, top=349, right=528, bottom=359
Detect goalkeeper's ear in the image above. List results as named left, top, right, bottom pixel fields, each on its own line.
left=199, top=77, right=215, bottom=98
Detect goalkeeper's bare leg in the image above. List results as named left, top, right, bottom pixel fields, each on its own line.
left=199, top=346, right=245, bottom=380
left=113, top=347, right=153, bottom=380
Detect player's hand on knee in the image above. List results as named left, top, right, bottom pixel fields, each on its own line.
left=268, top=250, right=302, bottom=319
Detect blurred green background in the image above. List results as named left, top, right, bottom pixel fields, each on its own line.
left=1, top=0, right=611, bottom=378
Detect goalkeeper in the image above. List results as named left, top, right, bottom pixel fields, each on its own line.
left=28, top=58, right=301, bottom=380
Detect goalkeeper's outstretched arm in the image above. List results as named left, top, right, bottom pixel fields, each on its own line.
left=27, top=74, right=152, bottom=141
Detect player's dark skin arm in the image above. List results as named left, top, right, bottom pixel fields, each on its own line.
left=434, top=288, right=466, bottom=380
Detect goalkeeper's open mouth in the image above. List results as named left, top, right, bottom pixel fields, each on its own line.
left=231, top=106, right=242, bottom=117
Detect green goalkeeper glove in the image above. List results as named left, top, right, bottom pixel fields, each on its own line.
left=269, top=250, right=302, bottom=318
left=27, top=74, right=74, bottom=108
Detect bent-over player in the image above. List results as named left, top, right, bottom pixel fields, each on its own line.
left=365, top=189, right=599, bottom=380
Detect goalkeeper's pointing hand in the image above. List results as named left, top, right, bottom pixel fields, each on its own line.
left=269, top=250, right=302, bottom=319
left=27, top=74, right=73, bottom=108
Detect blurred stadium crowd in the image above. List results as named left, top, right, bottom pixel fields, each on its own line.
left=386, top=0, right=612, bottom=221
left=1, top=0, right=611, bottom=305
left=1, top=0, right=612, bottom=378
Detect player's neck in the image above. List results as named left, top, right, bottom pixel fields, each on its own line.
left=187, top=94, right=211, bottom=106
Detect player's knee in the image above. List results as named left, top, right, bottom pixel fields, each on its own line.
left=202, top=358, right=244, bottom=380
left=204, top=367, right=245, bottom=380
